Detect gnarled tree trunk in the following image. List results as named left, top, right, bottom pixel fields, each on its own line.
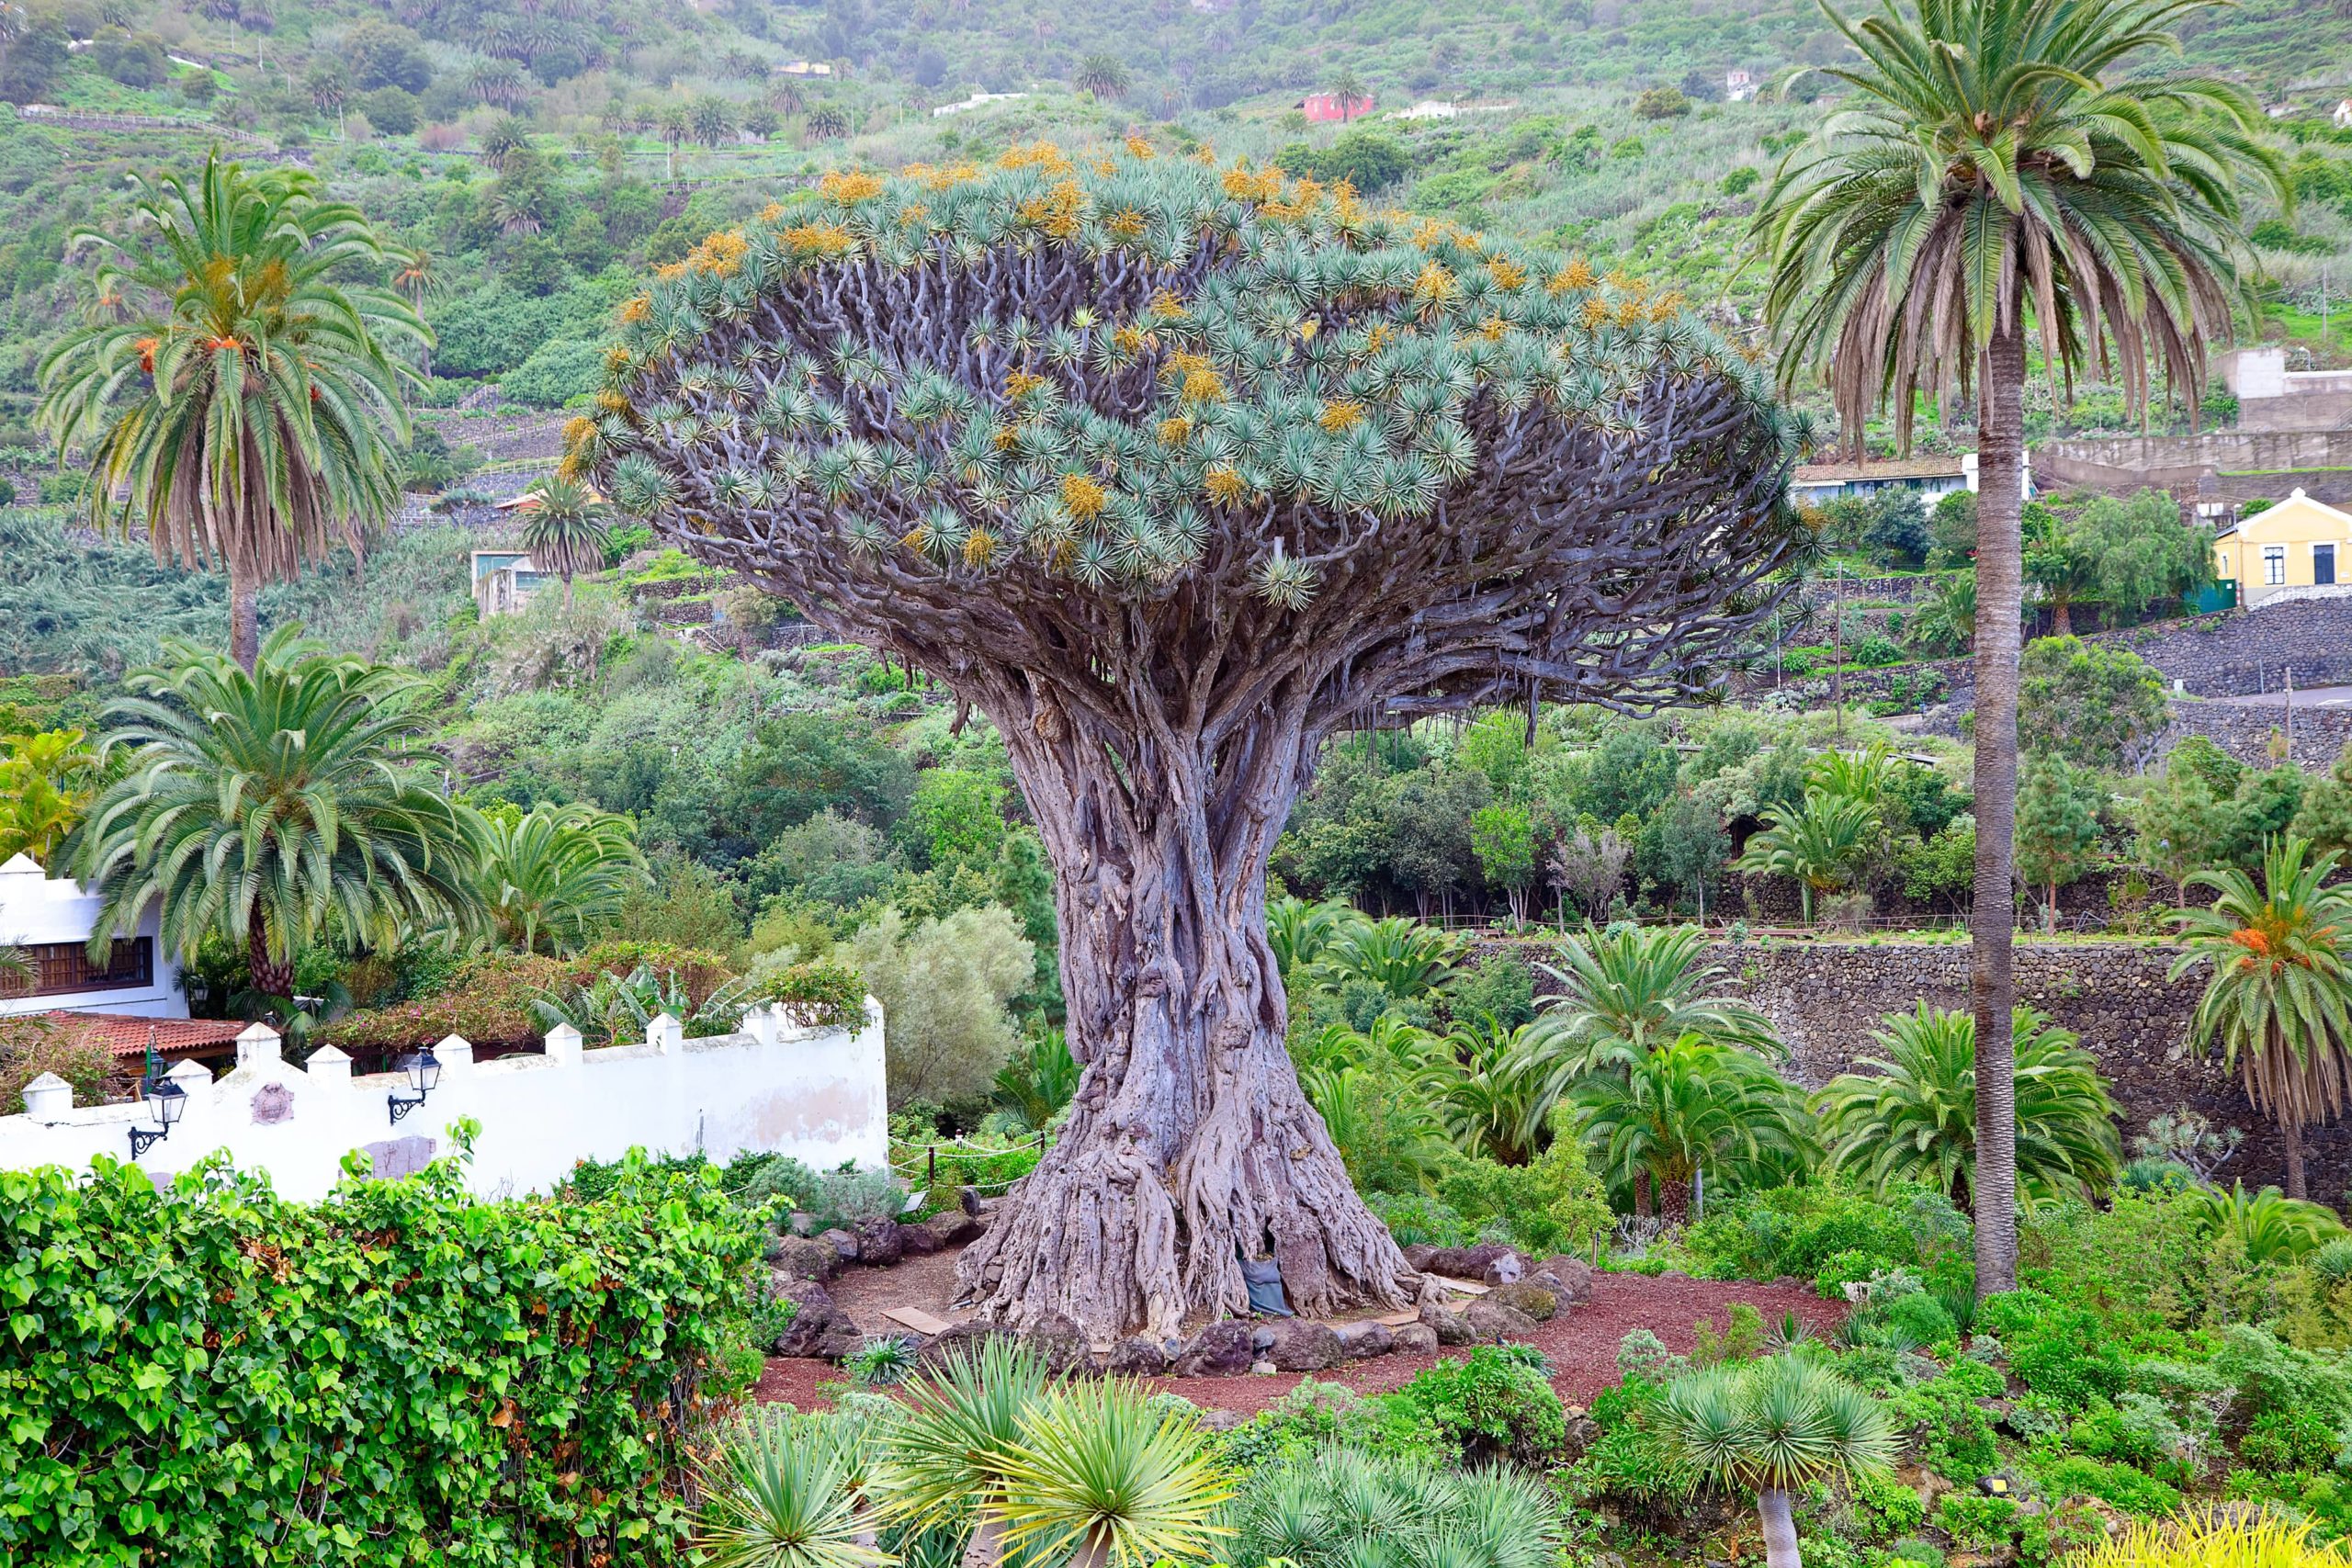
left=954, top=681, right=1411, bottom=1342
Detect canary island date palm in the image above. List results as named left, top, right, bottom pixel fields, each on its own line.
left=38, top=153, right=426, bottom=671
left=2169, top=836, right=2352, bottom=1200
left=1815, top=1002, right=2121, bottom=1208
left=1569, top=1034, right=1816, bottom=1224
left=579, top=147, right=1808, bottom=1338
left=1753, top=0, right=2282, bottom=1295
left=517, top=473, right=615, bottom=609
left=1655, top=1355, right=1898, bottom=1568
left=478, top=802, right=648, bottom=955
left=1736, top=789, right=1879, bottom=924
left=59, top=629, right=485, bottom=1001
left=1521, top=922, right=1779, bottom=1100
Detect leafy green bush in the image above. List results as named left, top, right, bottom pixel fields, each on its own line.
left=1217, top=1380, right=1442, bottom=1472
left=1390, top=1348, right=1567, bottom=1468
left=0, top=1148, right=762, bottom=1565
left=1976, top=1290, right=2127, bottom=1408
left=2242, top=1406, right=2342, bottom=1472
left=2067, top=1393, right=2191, bottom=1475
left=2030, top=1450, right=2182, bottom=1516
left=2017, top=1499, right=2109, bottom=1568
left=1892, top=1374, right=1998, bottom=1481
left=1576, top=1373, right=1674, bottom=1500
left=1365, top=1189, right=1476, bottom=1247
left=1684, top=1179, right=1961, bottom=1285
left=1849, top=1464, right=1928, bottom=1538
left=754, top=957, right=866, bottom=1032
left=1936, top=1494, right=2020, bottom=1553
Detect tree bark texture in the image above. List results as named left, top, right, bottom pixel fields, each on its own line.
left=1758, top=1487, right=1802, bottom=1568
left=598, top=235, right=1804, bottom=1340
left=245, top=909, right=293, bottom=1001
left=1971, top=323, right=2026, bottom=1299
left=229, top=560, right=261, bottom=673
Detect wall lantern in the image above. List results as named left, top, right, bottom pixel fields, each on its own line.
left=388, top=1046, right=442, bottom=1125
left=130, top=1077, right=186, bottom=1159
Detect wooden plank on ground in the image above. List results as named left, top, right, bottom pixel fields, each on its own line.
left=1431, top=1276, right=1489, bottom=1296
left=1376, top=1309, right=1421, bottom=1326
left=883, top=1306, right=955, bottom=1336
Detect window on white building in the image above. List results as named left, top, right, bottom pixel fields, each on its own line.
left=2266, top=545, right=2288, bottom=584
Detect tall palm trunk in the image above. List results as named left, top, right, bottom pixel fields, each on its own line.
left=229, top=558, right=261, bottom=671
left=246, top=908, right=294, bottom=1000
left=1970, top=322, right=2026, bottom=1298
left=2271, top=1020, right=2309, bottom=1199
left=1758, top=1487, right=1802, bottom=1568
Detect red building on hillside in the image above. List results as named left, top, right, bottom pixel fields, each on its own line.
left=1298, top=91, right=1375, bottom=122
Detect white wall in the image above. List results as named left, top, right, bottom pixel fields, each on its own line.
left=0, top=853, right=187, bottom=1019
left=0, top=1003, right=889, bottom=1200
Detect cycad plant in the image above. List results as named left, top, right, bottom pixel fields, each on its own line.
left=1266, top=895, right=1353, bottom=979
left=478, top=803, right=647, bottom=955
left=61, top=630, right=484, bottom=1001
left=1814, top=1003, right=2121, bottom=1207
left=1570, top=1035, right=1816, bottom=1223
left=2170, top=836, right=2352, bottom=1199
left=1521, top=922, right=1779, bottom=1103
left=1311, top=915, right=1466, bottom=1004
left=1438, top=1015, right=1561, bottom=1168
left=1654, top=1355, right=1898, bottom=1568
left=518, top=473, right=614, bottom=609
left=2180, top=1181, right=2346, bottom=1267
left=1754, top=0, right=2284, bottom=1295
left=1736, top=790, right=1880, bottom=924
left=38, top=153, right=425, bottom=670
left=694, top=1407, right=888, bottom=1568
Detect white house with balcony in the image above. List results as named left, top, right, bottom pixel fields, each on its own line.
left=0, top=853, right=187, bottom=1021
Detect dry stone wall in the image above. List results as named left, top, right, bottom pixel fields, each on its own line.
left=1482, top=934, right=2344, bottom=1200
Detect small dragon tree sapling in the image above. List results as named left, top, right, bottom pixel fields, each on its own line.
left=580, top=143, right=1809, bottom=1340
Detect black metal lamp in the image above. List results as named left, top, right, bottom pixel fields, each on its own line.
left=388, top=1046, right=442, bottom=1124
left=130, top=1077, right=186, bottom=1159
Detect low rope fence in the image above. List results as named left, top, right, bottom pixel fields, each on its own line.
left=888, top=1133, right=1050, bottom=1200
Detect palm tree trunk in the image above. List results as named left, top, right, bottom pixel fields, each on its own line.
left=1971, top=321, right=2027, bottom=1300
left=229, top=560, right=261, bottom=671
left=2284, top=1111, right=2308, bottom=1201
left=246, top=910, right=294, bottom=1000
left=1758, top=1487, right=1802, bottom=1568
left=2051, top=593, right=2071, bottom=636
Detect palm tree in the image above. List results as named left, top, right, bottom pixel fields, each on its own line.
left=479, top=113, right=534, bottom=172
left=993, top=1377, right=1230, bottom=1568
left=1265, top=894, right=1351, bottom=978
left=876, top=1337, right=1055, bottom=1568
left=38, top=154, right=425, bottom=671
left=1073, top=53, right=1130, bottom=100
left=1654, top=1355, right=1898, bottom=1568
left=518, top=473, right=614, bottom=608
left=1310, top=914, right=1464, bottom=1002
left=802, top=103, right=850, bottom=141
left=1736, top=789, right=1879, bottom=923
left=0, top=945, right=30, bottom=995
left=2170, top=836, right=2352, bottom=1199
left=1438, top=1015, right=1559, bottom=1167
left=1326, top=66, right=1367, bottom=120
left=1815, top=1002, right=2121, bottom=1207
left=1570, top=1035, right=1815, bottom=1223
left=1531, top=922, right=1780, bottom=1077
left=60, top=630, right=486, bottom=1002
left=478, top=804, right=646, bottom=955
left=658, top=103, right=691, bottom=177
left=690, top=95, right=737, bottom=150
left=2180, top=1181, right=2346, bottom=1266
left=1753, top=0, right=2284, bottom=1297
left=694, top=1406, right=886, bottom=1568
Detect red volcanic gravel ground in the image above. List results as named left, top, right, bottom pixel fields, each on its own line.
left=754, top=1249, right=1842, bottom=1417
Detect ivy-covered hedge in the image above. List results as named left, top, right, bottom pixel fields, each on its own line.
left=754, top=957, right=865, bottom=1032
left=0, top=1144, right=763, bottom=1566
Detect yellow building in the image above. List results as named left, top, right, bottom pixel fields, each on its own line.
left=2213, top=488, right=2352, bottom=606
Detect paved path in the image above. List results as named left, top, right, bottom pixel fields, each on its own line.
left=2209, top=685, right=2352, bottom=707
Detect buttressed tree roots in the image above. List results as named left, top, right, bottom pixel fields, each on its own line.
left=581, top=142, right=1808, bottom=1342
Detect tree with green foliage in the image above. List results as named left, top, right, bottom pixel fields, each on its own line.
left=39, top=155, right=426, bottom=670
left=2015, top=753, right=2106, bottom=933
left=518, top=473, right=614, bottom=610
left=0, top=727, right=99, bottom=868
left=2018, top=637, right=2164, bottom=803
left=1470, top=800, right=1540, bottom=925
left=62, top=630, right=486, bottom=1002
left=1073, top=52, right=1130, bottom=98
left=909, top=764, right=1010, bottom=872
left=1754, top=0, right=2283, bottom=1300
left=1815, top=1002, right=2121, bottom=1207
left=1736, top=789, right=1880, bottom=923
left=2170, top=836, right=2352, bottom=1200
left=1655, top=1355, right=1898, bottom=1568
left=1527, top=921, right=1777, bottom=1099
left=2136, top=736, right=2247, bottom=897
left=582, top=147, right=1805, bottom=1340
left=2291, top=740, right=2352, bottom=862
left=1657, top=788, right=1731, bottom=921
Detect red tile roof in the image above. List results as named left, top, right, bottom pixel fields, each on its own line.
left=46, top=1012, right=252, bottom=1059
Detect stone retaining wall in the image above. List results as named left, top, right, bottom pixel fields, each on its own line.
left=1479, top=934, right=2343, bottom=1199
left=2160, top=702, right=2352, bottom=769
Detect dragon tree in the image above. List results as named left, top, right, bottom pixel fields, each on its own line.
left=577, top=143, right=1808, bottom=1341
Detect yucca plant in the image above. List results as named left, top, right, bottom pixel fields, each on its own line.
left=1654, top=1355, right=1897, bottom=1568
left=993, top=1378, right=1231, bottom=1568
left=1227, top=1448, right=1557, bottom=1568
left=584, top=146, right=1808, bottom=1339
left=1814, top=1003, right=2121, bottom=1208
left=2171, top=836, right=2352, bottom=1199
left=695, top=1408, right=890, bottom=1568
left=876, top=1337, right=1056, bottom=1568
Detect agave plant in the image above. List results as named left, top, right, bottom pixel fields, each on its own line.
left=1653, top=1355, right=1897, bottom=1568
left=993, top=1378, right=1231, bottom=1568
left=694, top=1407, right=890, bottom=1568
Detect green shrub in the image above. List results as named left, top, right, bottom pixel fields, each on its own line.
left=1882, top=1291, right=1959, bottom=1347
left=1220, top=1380, right=1442, bottom=1472
left=1815, top=1247, right=1892, bottom=1299
left=1976, top=1290, right=2127, bottom=1408
left=2017, top=1499, right=2109, bottom=1568
left=2031, top=1450, right=2183, bottom=1517
left=0, top=1147, right=761, bottom=1565
left=2067, top=1393, right=2190, bottom=1474
left=1942, top=1357, right=2006, bottom=1399
left=1893, top=1375, right=1998, bottom=1482
left=1850, top=1464, right=1928, bottom=1538
left=1936, top=1495, right=2020, bottom=1553
left=755, top=957, right=866, bottom=1032
left=2243, top=1405, right=2343, bottom=1472
left=2223, top=1469, right=2352, bottom=1540
left=2216, top=1324, right=2352, bottom=1431
left=1577, top=1374, right=1674, bottom=1500
left=1365, top=1189, right=1476, bottom=1247
left=1390, top=1347, right=1568, bottom=1468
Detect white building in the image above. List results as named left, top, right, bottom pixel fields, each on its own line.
left=1726, top=68, right=1756, bottom=102
left=933, top=90, right=1028, bottom=118
left=0, top=853, right=187, bottom=1021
